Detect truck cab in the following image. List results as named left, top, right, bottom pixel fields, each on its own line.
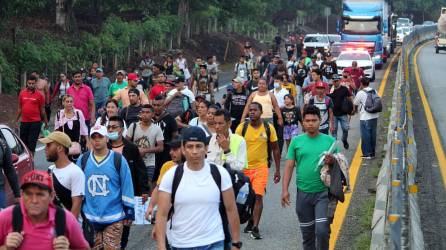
left=340, top=0, right=388, bottom=68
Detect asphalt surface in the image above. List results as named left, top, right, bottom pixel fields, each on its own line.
left=411, top=43, right=446, bottom=249
left=32, top=60, right=391, bottom=249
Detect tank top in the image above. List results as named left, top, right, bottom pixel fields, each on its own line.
left=253, top=92, right=273, bottom=119
left=59, top=81, right=70, bottom=98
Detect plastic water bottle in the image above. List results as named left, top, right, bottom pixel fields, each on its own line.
left=236, top=183, right=249, bottom=204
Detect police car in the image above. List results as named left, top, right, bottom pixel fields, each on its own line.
left=336, top=50, right=376, bottom=82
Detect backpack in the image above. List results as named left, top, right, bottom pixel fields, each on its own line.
left=308, top=96, right=331, bottom=109
left=241, top=120, right=272, bottom=168
left=166, top=93, right=191, bottom=118
left=79, top=151, right=122, bottom=246
left=12, top=204, right=65, bottom=236
left=168, top=163, right=255, bottom=246
left=363, top=89, right=382, bottom=113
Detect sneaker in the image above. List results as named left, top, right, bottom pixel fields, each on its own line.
left=250, top=226, right=263, bottom=240
left=243, top=221, right=253, bottom=233
left=342, top=140, right=349, bottom=150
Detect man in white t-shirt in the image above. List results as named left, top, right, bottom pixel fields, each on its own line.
left=155, top=127, right=242, bottom=250
left=165, top=77, right=196, bottom=111
left=353, top=77, right=380, bottom=159
left=39, top=131, right=85, bottom=219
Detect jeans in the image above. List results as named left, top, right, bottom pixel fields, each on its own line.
left=171, top=240, right=224, bottom=250
left=332, top=115, right=349, bottom=142
left=295, top=190, right=331, bottom=250
left=360, top=118, right=378, bottom=156
left=0, top=189, right=5, bottom=209
left=19, top=121, right=42, bottom=153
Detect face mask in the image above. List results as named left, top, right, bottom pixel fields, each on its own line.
left=274, top=82, right=280, bottom=89
left=108, top=131, right=119, bottom=141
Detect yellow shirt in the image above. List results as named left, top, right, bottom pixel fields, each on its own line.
left=156, top=161, right=177, bottom=185
left=282, top=82, right=297, bottom=97
left=235, top=122, right=277, bottom=169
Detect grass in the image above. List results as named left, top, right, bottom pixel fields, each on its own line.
left=351, top=198, right=375, bottom=249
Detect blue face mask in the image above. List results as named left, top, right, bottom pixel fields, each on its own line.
left=108, top=131, right=119, bottom=141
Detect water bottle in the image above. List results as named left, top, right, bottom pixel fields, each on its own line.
left=236, top=183, right=249, bottom=204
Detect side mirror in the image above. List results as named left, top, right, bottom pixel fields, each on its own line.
left=11, top=154, right=19, bottom=164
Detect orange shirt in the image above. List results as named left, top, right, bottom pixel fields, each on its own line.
left=114, top=87, right=149, bottom=107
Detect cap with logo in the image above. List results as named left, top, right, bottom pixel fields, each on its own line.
left=21, top=170, right=53, bottom=191
left=96, top=67, right=104, bottom=73
left=232, top=76, right=245, bottom=83
left=181, top=126, right=208, bottom=145
left=315, top=82, right=326, bottom=88
left=174, top=76, right=185, bottom=83
left=39, top=131, right=72, bottom=148
left=331, top=74, right=341, bottom=81
left=90, top=125, right=109, bottom=137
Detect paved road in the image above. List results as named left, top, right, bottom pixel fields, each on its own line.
left=32, top=60, right=391, bottom=249
left=412, top=43, right=446, bottom=249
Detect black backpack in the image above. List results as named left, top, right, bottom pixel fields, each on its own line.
left=12, top=204, right=65, bottom=236
left=363, top=89, right=382, bottom=113
left=241, top=120, right=272, bottom=168
left=168, top=163, right=255, bottom=248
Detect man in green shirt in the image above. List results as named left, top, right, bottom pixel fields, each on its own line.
left=108, top=70, right=128, bottom=107
left=281, top=105, right=337, bottom=250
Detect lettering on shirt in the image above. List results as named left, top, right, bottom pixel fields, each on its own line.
left=88, top=175, right=110, bottom=196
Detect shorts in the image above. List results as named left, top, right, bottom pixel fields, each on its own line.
left=284, top=124, right=299, bottom=140
left=94, top=220, right=124, bottom=250
left=243, top=167, right=269, bottom=196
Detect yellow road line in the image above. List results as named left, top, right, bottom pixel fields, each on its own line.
left=413, top=43, right=446, bottom=189
left=330, top=52, right=400, bottom=250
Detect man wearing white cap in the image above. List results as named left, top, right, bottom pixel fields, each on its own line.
left=76, top=125, right=135, bottom=249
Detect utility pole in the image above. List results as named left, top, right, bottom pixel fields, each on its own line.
left=325, top=7, right=331, bottom=34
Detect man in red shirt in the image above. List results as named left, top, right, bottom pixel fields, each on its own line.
left=149, top=73, right=167, bottom=100
left=0, top=170, right=89, bottom=250
left=66, top=70, right=96, bottom=129
left=345, top=61, right=364, bottom=92
left=16, top=75, right=48, bottom=154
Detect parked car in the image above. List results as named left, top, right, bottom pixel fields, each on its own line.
left=336, top=50, right=376, bottom=82
left=0, top=124, right=34, bottom=206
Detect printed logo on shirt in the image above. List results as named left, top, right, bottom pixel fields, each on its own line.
left=88, top=175, right=110, bottom=196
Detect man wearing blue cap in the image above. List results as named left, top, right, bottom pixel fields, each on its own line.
left=156, top=126, right=242, bottom=250
left=91, top=67, right=111, bottom=117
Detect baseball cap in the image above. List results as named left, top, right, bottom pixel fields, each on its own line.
left=90, top=125, right=108, bottom=137
left=128, top=73, right=139, bottom=81
left=232, top=76, right=244, bottom=83
left=39, top=131, right=72, bottom=149
left=274, top=54, right=281, bottom=58
left=21, top=170, right=53, bottom=191
left=96, top=67, right=104, bottom=73
left=332, top=74, right=341, bottom=81
left=167, top=136, right=182, bottom=148
left=181, top=126, right=208, bottom=145
left=116, top=70, right=126, bottom=75
left=174, top=76, right=185, bottom=83
left=315, top=82, right=326, bottom=88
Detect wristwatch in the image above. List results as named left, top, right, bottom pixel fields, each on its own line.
left=232, top=241, right=243, bottom=249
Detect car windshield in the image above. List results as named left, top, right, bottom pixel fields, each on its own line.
left=338, top=53, right=370, bottom=61
left=342, top=20, right=380, bottom=34
left=304, top=36, right=328, bottom=43
left=397, top=18, right=410, bottom=26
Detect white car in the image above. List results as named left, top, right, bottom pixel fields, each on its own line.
left=336, top=50, right=376, bottom=82
left=303, top=34, right=330, bottom=54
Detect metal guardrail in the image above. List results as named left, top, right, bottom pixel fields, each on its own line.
left=370, top=25, right=437, bottom=250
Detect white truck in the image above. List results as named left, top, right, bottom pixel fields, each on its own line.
left=436, top=7, right=446, bottom=54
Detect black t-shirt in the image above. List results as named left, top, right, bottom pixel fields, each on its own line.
left=154, top=112, right=178, bottom=171
left=225, top=89, right=248, bottom=122
left=294, top=65, right=309, bottom=87
left=246, top=80, right=259, bottom=94
left=321, top=61, right=338, bottom=79
left=119, top=105, right=142, bottom=126
left=281, top=106, right=302, bottom=126
left=328, top=85, right=352, bottom=116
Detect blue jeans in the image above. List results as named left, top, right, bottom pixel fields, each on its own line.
left=360, top=118, right=377, bottom=156
left=171, top=240, right=224, bottom=250
left=0, top=189, right=5, bottom=209
left=332, top=115, right=349, bottom=141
